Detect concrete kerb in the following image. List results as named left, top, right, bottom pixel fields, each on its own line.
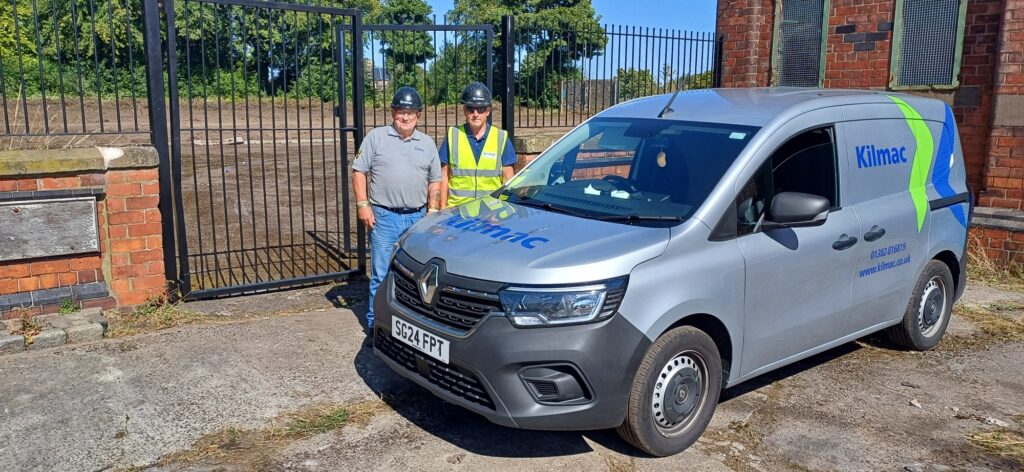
left=0, top=307, right=108, bottom=355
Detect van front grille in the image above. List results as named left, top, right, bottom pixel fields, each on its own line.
left=375, top=329, right=495, bottom=410
left=391, top=262, right=502, bottom=333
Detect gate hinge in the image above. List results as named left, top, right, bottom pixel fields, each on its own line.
left=334, top=106, right=342, bottom=118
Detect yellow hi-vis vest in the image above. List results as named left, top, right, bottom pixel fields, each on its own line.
left=456, top=198, right=516, bottom=220
left=446, top=125, right=508, bottom=207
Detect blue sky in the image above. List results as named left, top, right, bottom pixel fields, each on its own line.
left=423, top=0, right=717, bottom=32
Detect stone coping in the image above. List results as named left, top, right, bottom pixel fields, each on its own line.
left=971, top=206, right=1024, bottom=232
left=0, top=146, right=158, bottom=177
left=513, top=131, right=568, bottom=154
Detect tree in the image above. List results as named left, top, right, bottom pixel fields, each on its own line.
left=370, top=0, right=434, bottom=92
left=617, top=68, right=656, bottom=101
left=425, top=40, right=488, bottom=105
left=447, top=0, right=606, bottom=108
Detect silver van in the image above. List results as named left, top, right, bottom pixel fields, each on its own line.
left=372, top=88, right=971, bottom=456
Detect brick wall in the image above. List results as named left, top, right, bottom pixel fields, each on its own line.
left=979, top=0, right=1024, bottom=209
left=0, top=149, right=166, bottom=318
left=822, top=0, right=893, bottom=89
left=716, top=0, right=1003, bottom=193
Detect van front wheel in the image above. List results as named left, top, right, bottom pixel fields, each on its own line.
left=886, top=259, right=954, bottom=350
left=617, top=326, right=722, bottom=457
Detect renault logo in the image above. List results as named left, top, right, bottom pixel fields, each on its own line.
left=418, top=264, right=440, bottom=306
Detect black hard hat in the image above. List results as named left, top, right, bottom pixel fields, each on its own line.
left=460, top=82, right=492, bottom=107
left=391, top=86, right=423, bottom=110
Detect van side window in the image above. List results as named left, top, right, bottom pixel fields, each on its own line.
left=736, top=127, right=838, bottom=236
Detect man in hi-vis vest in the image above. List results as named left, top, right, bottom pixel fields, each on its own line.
left=439, top=82, right=517, bottom=210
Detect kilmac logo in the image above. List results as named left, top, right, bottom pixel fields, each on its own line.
left=856, top=145, right=908, bottom=169
left=443, top=215, right=550, bottom=249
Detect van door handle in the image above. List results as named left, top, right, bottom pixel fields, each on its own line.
left=832, top=234, right=858, bottom=250
left=864, top=225, right=886, bottom=242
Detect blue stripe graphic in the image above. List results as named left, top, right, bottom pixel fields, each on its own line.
left=931, top=105, right=968, bottom=228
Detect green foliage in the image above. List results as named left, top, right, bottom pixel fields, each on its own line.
left=424, top=41, right=487, bottom=105
left=58, top=298, right=77, bottom=315
left=617, top=67, right=657, bottom=100
left=448, top=0, right=606, bottom=108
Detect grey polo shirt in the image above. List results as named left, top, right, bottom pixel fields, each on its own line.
left=352, top=125, right=441, bottom=209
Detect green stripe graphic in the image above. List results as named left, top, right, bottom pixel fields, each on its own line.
left=889, top=96, right=933, bottom=232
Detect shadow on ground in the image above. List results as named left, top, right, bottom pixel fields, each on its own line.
left=351, top=329, right=875, bottom=459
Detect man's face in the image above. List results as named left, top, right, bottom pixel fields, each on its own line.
left=463, top=105, right=491, bottom=129
left=391, top=107, right=420, bottom=135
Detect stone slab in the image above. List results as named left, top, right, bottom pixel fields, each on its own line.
left=65, top=324, right=104, bottom=344
left=0, top=198, right=99, bottom=262
left=27, top=329, right=66, bottom=351
left=37, top=314, right=70, bottom=330
left=0, top=335, right=24, bottom=354
left=994, top=95, right=1024, bottom=127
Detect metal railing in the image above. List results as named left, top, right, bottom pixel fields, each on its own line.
left=0, top=0, right=152, bottom=150
left=506, top=17, right=723, bottom=132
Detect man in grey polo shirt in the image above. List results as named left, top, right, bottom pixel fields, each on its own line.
left=352, top=86, right=441, bottom=332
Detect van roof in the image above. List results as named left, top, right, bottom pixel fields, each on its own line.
left=597, top=87, right=941, bottom=127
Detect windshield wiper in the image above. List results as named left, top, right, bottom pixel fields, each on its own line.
left=592, top=214, right=684, bottom=222
left=512, top=197, right=595, bottom=219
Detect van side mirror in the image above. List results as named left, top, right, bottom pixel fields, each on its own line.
left=761, top=192, right=829, bottom=229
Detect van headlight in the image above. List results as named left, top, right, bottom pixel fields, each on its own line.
left=498, top=278, right=627, bottom=327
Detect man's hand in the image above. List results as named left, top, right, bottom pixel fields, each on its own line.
left=358, top=205, right=375, bottom=229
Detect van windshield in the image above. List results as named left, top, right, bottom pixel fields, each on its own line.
left=499, top=118, right=760, bottom=225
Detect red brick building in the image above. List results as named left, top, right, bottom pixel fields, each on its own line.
left=716, top=0, right=1024, bottom=264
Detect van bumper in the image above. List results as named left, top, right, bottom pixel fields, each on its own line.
left=372, top=275, right=650, bottom=431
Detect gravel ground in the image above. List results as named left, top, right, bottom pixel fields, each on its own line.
left=0, top=281, right=1021, bottom=471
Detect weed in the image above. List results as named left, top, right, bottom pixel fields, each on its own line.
left=57, top=298, right=77, bottom=315
left=968, top=429, right=1024, bottom=459
left=967, top=233, right=1024, bottom=292
left=154, top=399, right=394, bottom=470
left=19, top=313, right=41, bottom=344
left=285, top=407, right=349, bottom=436
left=105, top=296, right=205, bottom=338
left=952, top=302, right=1024, bottom=346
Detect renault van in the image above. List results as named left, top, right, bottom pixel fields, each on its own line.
left=372, top=88, right=971, bottom=456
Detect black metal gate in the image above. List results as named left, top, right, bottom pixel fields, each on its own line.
left=162, top=0, right=365, bottom=298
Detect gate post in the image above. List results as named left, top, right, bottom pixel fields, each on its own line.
left=714, top=33, right=725, bottom=88
left=141, top=0, right=180, bottom=298
left=500, top=15, right=515, bottom=142
left=352, top=12, right=368, bottom=275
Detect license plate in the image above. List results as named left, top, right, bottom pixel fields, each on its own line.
left=392, top=316, right=449, bottom=364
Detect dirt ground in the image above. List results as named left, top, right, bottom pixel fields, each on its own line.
left=2, top=279, right=1019, bottom=471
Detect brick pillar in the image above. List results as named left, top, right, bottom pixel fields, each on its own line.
left=980, top=0, right=1024, bottom=209
left=717, top=0, right=774, bottom=87
left=0, top=147, right=166, bottom=318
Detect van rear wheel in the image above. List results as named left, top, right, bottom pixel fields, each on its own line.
left=617, top=326, right=722, bottom=456
left=886, top=259, right=954, bottom=350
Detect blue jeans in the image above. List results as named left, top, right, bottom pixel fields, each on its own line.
left=368, top=205, right=425, bottom=329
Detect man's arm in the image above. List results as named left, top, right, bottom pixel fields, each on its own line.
left=353, top=170, right=375, bottom=229
left=502, top=165, right=515, bottom=182
left=440, top=164, right=450, bottom=208
left=428, top=181, right=441, bottom=212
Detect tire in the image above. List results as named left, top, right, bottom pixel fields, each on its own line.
left=886, top=259, right=954, bottom=351
left=617, top=326, right=722, bottom=457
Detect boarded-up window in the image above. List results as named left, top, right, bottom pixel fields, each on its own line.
left=775, top=0, right=826, bottom=87
left=894, top=0, right=965, bottom=87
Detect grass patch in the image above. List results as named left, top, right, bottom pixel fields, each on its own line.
left=154, top=397, right=394, bottom=470
left=967, top=234, right=1024, bottom=292
left=968, top=430, right=1024, bottom=459
left=942, top=301, right=1024, bottom=352
left=105, top=297, right=206, bottom=338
